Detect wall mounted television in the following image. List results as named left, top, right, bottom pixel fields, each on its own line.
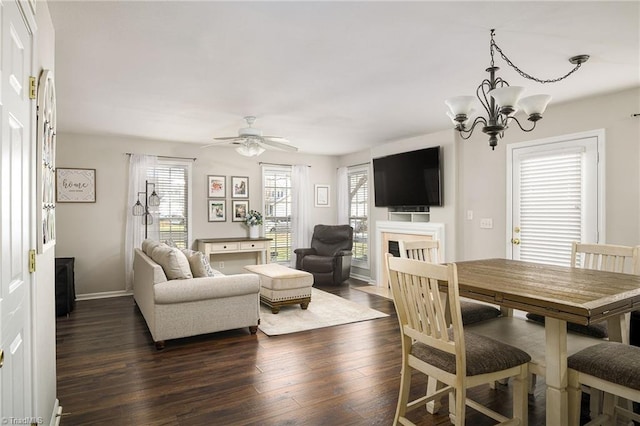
left=373, top=146, right=442, bottom=208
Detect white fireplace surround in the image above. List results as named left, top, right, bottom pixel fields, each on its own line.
left=375, top=220, right=445, bottom=287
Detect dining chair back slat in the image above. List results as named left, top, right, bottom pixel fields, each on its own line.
left=386, top=254, right=530, bottom=425
left=571, top=242, right=639, bottom=274
left=398, top=239, right=441, bottom=263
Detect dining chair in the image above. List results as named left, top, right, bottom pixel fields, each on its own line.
left=387, top=255, right=531, bottom=425
left=397, top=239, right=503, bottom=414
left=567, top=341, right=640, bottom=426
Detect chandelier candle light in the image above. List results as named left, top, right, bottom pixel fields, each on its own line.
left=445, top=29, right=589, bottom=150
left=132, top=180, right=160, bottom=239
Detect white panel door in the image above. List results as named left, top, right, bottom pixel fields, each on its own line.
left=0, top=0, right=33, bottom=420
left=507, top=132, right=602, bottom=265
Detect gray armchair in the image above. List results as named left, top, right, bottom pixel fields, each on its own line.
left=294, top=224, right=354, bottom=285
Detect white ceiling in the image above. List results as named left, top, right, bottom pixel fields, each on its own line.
left=47, top=1, right=640, bottom=156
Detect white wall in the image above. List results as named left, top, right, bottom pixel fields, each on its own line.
left=459, top=87, right=640, bottom=260
left=55, top=133, right=339, bottom=296
left=34, top=1, right=58, bottom=424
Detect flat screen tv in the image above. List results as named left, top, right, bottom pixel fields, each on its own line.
left=373, top=146, right=442, bottom=207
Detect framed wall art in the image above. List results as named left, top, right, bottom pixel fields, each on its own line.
left=314, top=184, right=330, bottom=207
left=56, top=168, right=96, bottom=203
left=208, top=199, right=226, bottom=222
left=232, top=200, right=249, bottom=222
left=207, top=175, right=226, bottom=198
left=231, top=176, right=249, bottom=198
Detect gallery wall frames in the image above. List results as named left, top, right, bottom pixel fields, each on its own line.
left=208, top=199, right=226, bottom=222
left=207, top=175, right=226, bottom=198
left=231, top=176, right=249, bottom=198
left=232, top=200, right=249, bottom=222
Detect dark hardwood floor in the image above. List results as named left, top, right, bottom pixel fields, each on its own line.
left=56, top=279, right=589, bottom=425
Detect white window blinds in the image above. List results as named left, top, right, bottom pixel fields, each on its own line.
left=149, top=161, right=190, bottom=248
left=517, top=149, right=583, bottom=266
left=348, top=166, right=369, bottom=266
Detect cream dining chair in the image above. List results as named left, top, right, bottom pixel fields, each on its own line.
left=387, top=255, right=531, bottom=425
left=567, top=341, right=640, bottom=425
left=397, top=239, right=503, bottom=414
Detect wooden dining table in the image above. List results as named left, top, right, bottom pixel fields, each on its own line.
left=454, top=258, right=640, bottom=426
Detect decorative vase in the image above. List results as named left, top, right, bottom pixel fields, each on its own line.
left=249, top=225, right=259, bottom=239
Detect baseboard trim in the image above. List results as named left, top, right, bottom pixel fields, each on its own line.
left=349, top=272, right=370, bottom=282
left=50, top=399, right=62, bottom=426
left=76, top=290, right=132, bottom=301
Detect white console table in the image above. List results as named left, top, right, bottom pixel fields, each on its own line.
left=196, top=237, right=272, bottom=266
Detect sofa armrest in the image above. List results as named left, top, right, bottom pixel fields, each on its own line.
left=154, top=274, right=260, bottom=304
left=335, top=250, right=353, bottom=257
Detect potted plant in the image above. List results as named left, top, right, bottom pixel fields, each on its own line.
left=245, top=210, right=263, bottom=238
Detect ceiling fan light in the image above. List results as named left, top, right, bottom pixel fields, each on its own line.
left=236, top=144, right=265, bottom=157
left=445, top=96, right=476, bottom=117
left=519, top=94, right=552, bottom=116
left=489, top=86, right=525, bottom=112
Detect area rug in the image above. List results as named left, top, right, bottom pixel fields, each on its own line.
left=258, top=288, right=389, bottom=336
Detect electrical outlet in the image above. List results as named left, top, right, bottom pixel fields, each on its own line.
left=480, top=218, right=493, bottom=229
left=219, top=261, right=224, bottom=269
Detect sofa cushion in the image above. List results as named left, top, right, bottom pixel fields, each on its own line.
left=142, top=239, right=166, bottom=257
left=151, top=245, right=193, bottom=280
left=181, top=249, right=223, bottom=278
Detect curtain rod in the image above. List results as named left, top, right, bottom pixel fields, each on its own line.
left=125, top=153, right=196, bottom=161
left=336, top=161, right=371, bottom=170
left=258, top=162, right=311, bottom=167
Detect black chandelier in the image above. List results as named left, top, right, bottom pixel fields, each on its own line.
left=445, top=29, right=589, bottom=150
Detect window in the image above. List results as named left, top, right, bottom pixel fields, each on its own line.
left=349, top=165, right=369, bottom=267
left=148, top=160, right=192, bottom=249
left=263, top=166, right=292, bottom=263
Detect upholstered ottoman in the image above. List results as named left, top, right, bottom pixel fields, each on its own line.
left=244, top=263, right=314, bottom=314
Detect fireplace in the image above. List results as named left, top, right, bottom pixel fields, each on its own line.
left=376, top=220, right=445, bottom=288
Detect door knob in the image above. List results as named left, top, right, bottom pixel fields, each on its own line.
left=511, top=238, right=521, bottom=245
left=0, top=349, right=4, bottom=368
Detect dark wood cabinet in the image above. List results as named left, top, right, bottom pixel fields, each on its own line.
left=55, top=257, right=75, bottom=316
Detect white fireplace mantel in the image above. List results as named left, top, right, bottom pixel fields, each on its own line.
left=375, top=220, right=445, bottom=287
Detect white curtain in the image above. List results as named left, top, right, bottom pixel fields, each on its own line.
left=124, top=154, right=158, bottom=290
left=337, top=166, right=349, bottom=224
left=290, top=164, right=310, bottom=267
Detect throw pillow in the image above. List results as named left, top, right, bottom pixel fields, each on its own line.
left=142, top=240, right=166, bottom=257
left=181, top=249, right=220, bottom=278
left=151, top=246, right=193, bottom=280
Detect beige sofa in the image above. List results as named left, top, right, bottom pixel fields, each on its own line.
left=133, top=241, right=260, bottom=349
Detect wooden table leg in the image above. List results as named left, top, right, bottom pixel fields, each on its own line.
left=545, top=317, right=568, bottom=426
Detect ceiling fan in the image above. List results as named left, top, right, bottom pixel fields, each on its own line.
left=204, top=116, right=298, bottom=157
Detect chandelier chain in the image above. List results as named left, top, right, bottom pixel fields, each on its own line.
left=491, top=40, right=583, bottom=84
